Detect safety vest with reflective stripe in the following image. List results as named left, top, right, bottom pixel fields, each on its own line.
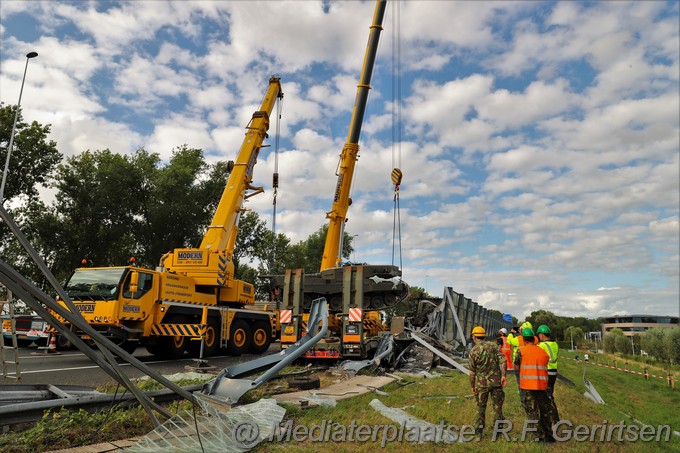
left=518, top=344, right=549, bottom=390
left=538, top=340, right=559, bottom=374
left=499, top=336, right=514, bottom=370
left=507, top=334, right=538, bottom=361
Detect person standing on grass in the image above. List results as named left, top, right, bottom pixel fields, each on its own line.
left=514, top=327, right=555, bottom=443
left=497, top=327, right=514, bottom=373
left=537, top=324, right=560, bottom=423
left=469, top=326, right=507, bottom=437
left=507, top=321, right=536, bottom=401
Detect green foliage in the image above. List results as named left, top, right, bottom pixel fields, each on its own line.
left=0, top=103, right=62, bottom=203
left=233, top=211, right=270, bottom=274
left=0, top=105, right=62, bottom=284
left=604, top=333, right=617, bottom=353
left=642, top=327, right=670, bottom=362
left=665, top=327, right=680, bottom=364
left=615, top=333, right=633, bottom=355
left=564, top=326, right=585, bottom=348
left=0, top=406, right=152, bottom=453
left=272, top=224, right=355, bottom=275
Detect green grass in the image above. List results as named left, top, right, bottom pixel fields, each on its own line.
left=1, top=360, right=677, bottom=452
left=256, top=362, right=680, bottom=453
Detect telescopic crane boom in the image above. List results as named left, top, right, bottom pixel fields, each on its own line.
left=162, top=77, right=283, bottom=304
left=321, top=0, right=387, bottom=271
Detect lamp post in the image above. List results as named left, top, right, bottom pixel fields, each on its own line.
left=1, top=51, right=38, bottom=203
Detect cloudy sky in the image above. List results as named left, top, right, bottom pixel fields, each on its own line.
left=1, top=1, right=678, bottom=320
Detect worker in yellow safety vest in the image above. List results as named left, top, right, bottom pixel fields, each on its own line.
left=537, top=324, right=560, bottom=423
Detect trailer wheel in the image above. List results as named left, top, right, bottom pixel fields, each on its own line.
left=226, top=320, right=251, bottom=355
left=249, top=321, right=272, bottom=354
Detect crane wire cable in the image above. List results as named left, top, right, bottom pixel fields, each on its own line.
left=390, top=0, right=403, bottom=269
left=271, top=94, right=283, bottom=276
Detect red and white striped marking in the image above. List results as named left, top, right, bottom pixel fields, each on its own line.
left=279, top=309, right=292, bottom=324
left=348, top=307, right=363, bottom=322
left=572, top=357, right=671, bottom=380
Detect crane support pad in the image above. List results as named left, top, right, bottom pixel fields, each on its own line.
left=151, top=323, right=205, bottom=337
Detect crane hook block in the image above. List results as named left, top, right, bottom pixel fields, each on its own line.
left=391, top=168, right=403, bottom=186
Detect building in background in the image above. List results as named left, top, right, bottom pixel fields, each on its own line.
left=601, top=315, right=679, bottom=338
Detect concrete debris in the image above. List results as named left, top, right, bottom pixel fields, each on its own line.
left=300, top=395, right=337, bottom=407
left=369, top=399, right=460, bottom=443
left=274, top=375, right=395, bottom=407
left=135, top=371, right=216, bottom=383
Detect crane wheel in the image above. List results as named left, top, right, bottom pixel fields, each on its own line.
left=167, top=334, right=189, bottom=358
left=302, top=295, right=313, bottom=310
left=226, top=319, right=251, bottom=355
left=189, top=318, right=219, bottom=357
left=249, top=321, right=272, bottom=354
left=329, top=296, right=343, bottom=311
left=150, top=315, right=189, bottom=358
left=370, top=296, right=385, bottom=309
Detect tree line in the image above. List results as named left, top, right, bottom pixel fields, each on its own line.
left=604, top=327, right=680, bottom=364
left=0, top=104, right=354, bottom=304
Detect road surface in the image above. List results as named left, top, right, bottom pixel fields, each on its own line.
left=3, top=342, right=281, bottom=387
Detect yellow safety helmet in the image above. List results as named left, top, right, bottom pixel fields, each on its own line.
left=520, top=321, right=533, bottom=331
left=471, top=326, right=486, bottom=337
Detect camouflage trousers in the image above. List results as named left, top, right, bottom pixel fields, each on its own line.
left=546, top=373, right=560, bottom=423
left=521, top=389, right=554, bottom=440
left=475, top=385, right=505, bottom=431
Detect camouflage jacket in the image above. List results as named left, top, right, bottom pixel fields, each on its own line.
left=469, top=340, right=507, bottom=389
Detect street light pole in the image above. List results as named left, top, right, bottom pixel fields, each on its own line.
left=1, top=51, right=39, bottom=203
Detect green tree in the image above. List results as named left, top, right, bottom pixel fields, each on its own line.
left=604, top=333, right=617, bottom=353
left=664, top=327, right=680, bottom=364
left=233, top=211, right=269, bottom=276
left=641, top=327, right=668, bottom=362
left=527, top=310, right=560, bottom=338
left=631, top=333, right=642, bottom=356
left=21, top=146, right=234, bottom=281
left=134, top=146, right=227, bottom=267
left=615, top=334, right=632, bottom=355
left=564, top=326, right=585, bottom=349
left=0, top=104, right=62, bottom=203
left=49, top=150, right=144, bottom=272
left=0, top=105, right=62, bottom=280
left=275, top=224, right=355, bottom=274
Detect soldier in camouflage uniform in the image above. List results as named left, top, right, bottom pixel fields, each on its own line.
left=468, top=326, right=507, bottom=435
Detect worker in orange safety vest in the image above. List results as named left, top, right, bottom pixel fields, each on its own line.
left=514, top=327, right=555, bottom=443
left=496, top=327, right=513, bottom=371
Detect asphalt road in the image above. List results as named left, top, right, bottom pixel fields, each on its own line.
left=4, top=342, right=281, bottom=388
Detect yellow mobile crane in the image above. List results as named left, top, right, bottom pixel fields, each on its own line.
left=56, top=77, right=284, bottom=358
left=278, top=0, right=408, bottom=359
